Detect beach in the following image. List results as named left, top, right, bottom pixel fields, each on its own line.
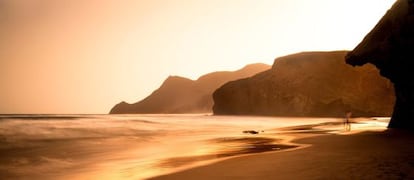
left=152, top=124, right=414, bottom=179
left=0, top=114, right=340, bottom=179
left=1, top=115, right=406, bottom=179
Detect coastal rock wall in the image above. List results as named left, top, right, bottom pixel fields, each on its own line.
left=346, top=0, right=414, bottom=128
left=110, top=63, right=270, bottom=114
left=213, top=51, right=395, bottom=117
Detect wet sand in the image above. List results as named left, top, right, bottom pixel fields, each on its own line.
left=0, top=115, right=398, bottom=179
left=0, top=115, right=336, bottom=179
left=152, top=127, right=414, bottom=179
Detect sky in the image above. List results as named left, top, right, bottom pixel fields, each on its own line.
left=0, top=0, right=396, bottom=114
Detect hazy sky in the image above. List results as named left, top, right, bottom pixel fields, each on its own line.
left=0, top=0, right=395, bottom=114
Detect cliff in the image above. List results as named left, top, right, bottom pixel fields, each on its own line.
left=110, top=63, right=270, bottom=114
left=346, top=0, right=414, bottom=128
left=213, top=51, right=395, bottom=117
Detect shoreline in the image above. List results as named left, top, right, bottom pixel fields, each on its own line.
left=146, top=119, right=348, bottom=179
left=0, top=116, right=392, bottom=179
left=142, top=117, right=352, bottom=179
left=150, top=122, right=414, bottom=180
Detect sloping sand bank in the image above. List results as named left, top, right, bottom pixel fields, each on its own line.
left=152, top=129, right=414, bottom=179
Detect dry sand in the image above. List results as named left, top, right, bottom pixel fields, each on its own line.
left=151, top=129, right=414, bottom=179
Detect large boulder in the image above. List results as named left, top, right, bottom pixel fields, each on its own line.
left=213, top=51, right=395, bottom=117
left=346, top=0, right=414, bottom=129
left=110, top=63, right=270, bottom=114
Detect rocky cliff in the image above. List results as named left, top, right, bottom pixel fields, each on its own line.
left=213, top=51, right=395, bottom=117
left=110, top=63, right=270, bottom=114
left=346, top=0, right=414, bottom=128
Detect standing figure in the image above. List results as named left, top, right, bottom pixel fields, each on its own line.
left=345, top=111, right=352, bottom=131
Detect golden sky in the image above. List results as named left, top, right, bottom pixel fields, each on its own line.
left=0, top=0, right=395, bottom=114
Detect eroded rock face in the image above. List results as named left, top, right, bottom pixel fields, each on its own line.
left=346, top=0, right=414, bottom=129
left=213, top=51, right=395, bottom=117
left=110, top=63, right=270, bottom=114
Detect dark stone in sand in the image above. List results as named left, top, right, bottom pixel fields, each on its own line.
left=242, top=130, right=259, bottom=134
left=346, top=0, right=414, bottom=129
left=213, top=51, right=395, bottom=117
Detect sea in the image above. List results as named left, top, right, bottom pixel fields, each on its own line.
left=0, top=114, right=389, bottom=180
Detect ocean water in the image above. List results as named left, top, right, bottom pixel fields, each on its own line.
left=0, top=114, right=389, bottom=179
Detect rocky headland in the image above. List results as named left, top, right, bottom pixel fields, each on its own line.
left=213, top=51, right=395, bottom=117
left=110, top=63, right=270, bottom=114
left=346, top=0, right=414, bottom=128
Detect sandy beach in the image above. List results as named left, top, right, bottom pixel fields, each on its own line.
left=152, top=126, right=414, bottom=179
left=2, top=115, right=410, bottom=179
left=0, top=115, right=342, bottom=179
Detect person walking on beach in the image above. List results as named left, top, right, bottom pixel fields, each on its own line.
left=344, top=111, right=352, bottom=131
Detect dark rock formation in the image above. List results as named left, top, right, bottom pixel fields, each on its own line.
left=110, top=63, right=270, bottom=114
left=346, top=0, right=414, bottom=129
left=213, top=51, right=395, bottom=117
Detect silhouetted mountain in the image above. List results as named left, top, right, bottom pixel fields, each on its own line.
left=346, top=0, right=414, bottom=128
left=110, top=63, right=270, bottom=114
left=213, top=51, right=395, bottom=117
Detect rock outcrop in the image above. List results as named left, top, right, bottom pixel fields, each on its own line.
left=213, top=51, right=395, bottom=117
left=110, top=63, right=270, bottom=114
left=346, top=0, right=414, bottom=129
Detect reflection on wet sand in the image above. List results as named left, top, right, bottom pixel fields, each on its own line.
left=160, top=137, right=297, bottom=168
left=0, top=115, right=388, bottom=179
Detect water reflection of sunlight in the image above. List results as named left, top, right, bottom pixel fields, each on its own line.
left=0, top=115, right=391, bottom=180
left=348, top=118, right=389, bottom=131
left=327, top=117, right=390, bottom=135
